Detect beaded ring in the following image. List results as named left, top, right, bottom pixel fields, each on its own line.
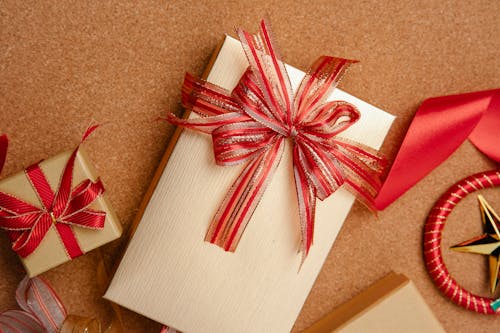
left=424, top=170, right=500, bottom=314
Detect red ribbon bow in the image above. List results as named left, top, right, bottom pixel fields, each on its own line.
left=0, top=127, right=106, bottom=259
left=167, top=20, right=385, bottom=259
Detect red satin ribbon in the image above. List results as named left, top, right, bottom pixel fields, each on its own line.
left=0, top=126, right=106, bottom=258
left=374, top=89, right=500, bottom=209
left=0, top=135, right=7, bottom=174
left=167, top=20, right=385, bottom=259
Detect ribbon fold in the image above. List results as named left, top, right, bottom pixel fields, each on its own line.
left=167, top=20, right=385, bottom=259
left=374, top=89, right=500, bottom=209
left=0, top=126, right=106, bottom=259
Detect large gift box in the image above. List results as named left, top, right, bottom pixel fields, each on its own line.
left=0, top=145, right=122, bottom=277
left=105, top=32, right=394, bottom=332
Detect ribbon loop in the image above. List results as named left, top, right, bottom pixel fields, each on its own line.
left=0, top=135, right=7, bottom=173
left=301, top=102, right=360, bottom=140
left=237, top=21, right=293, bottom=125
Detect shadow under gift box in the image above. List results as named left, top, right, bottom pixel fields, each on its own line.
left=0, top=148, right=122, bottom=277
left=105, top=35, right=395, bottom=333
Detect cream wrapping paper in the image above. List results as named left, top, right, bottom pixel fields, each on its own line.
left=105, top=36, right=395, bottom=332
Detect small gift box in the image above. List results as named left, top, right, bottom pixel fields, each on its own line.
left=0, top=139, right=122, bottom=277
left=106, top=21, right=394, bottom=333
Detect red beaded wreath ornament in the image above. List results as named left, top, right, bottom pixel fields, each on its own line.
left=424, top=170, right=500, bottom=314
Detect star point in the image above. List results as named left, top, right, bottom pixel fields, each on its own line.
left=450, top=195, right=500, bottom=294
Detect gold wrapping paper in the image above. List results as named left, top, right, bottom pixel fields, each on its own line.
left=0, top=148, right=122, bottom=277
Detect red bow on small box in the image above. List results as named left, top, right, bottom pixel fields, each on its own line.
left=0, top=127, right=106, bottom=259
left=166, top=20, right=385, bottom=260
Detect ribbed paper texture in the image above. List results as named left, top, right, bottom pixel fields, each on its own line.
left=105, top=36, right=394, bottom=333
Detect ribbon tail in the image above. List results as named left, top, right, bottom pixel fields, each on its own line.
left=63, top=179, right=106, bottom=219
left=293, top=158, right=316, bottom=261
left=0, top=134, right=7, bottom=174
left=374, top=89, right=500, bottom=210
left=469, top=90, right=500, bottom=162
left=81, top=125, right=100, bottom=143
left=205, top=139, right=284, bottom=252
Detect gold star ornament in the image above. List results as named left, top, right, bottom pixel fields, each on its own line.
left=450, top=195, right=500, bottom=294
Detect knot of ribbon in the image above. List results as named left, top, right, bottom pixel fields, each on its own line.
left=0, top=276, right=101, bottom=333
left=166, top=20, right=385, bottom=259
left=0, top=126, right=106, bottom=259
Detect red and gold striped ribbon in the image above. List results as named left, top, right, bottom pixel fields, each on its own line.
left=166, top=20, right=385, bottom=260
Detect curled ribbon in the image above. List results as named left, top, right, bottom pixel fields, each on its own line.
left=0, top=135, right=6, bottom=175
left=0, top=126, right=106, bottom=258
left=0, top=276, right=100, bottom=333
left=374, top=89, right=500, bottom=209
left=166, top=20, right=385, bottom=259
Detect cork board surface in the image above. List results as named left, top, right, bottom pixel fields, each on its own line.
left=0, top=1, right=498, bottom=332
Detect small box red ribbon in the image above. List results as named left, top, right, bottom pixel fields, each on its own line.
left=0, top=126, right=106, bottom=259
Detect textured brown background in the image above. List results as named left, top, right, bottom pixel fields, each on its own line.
left=0, top=1, right=499, bottom=332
